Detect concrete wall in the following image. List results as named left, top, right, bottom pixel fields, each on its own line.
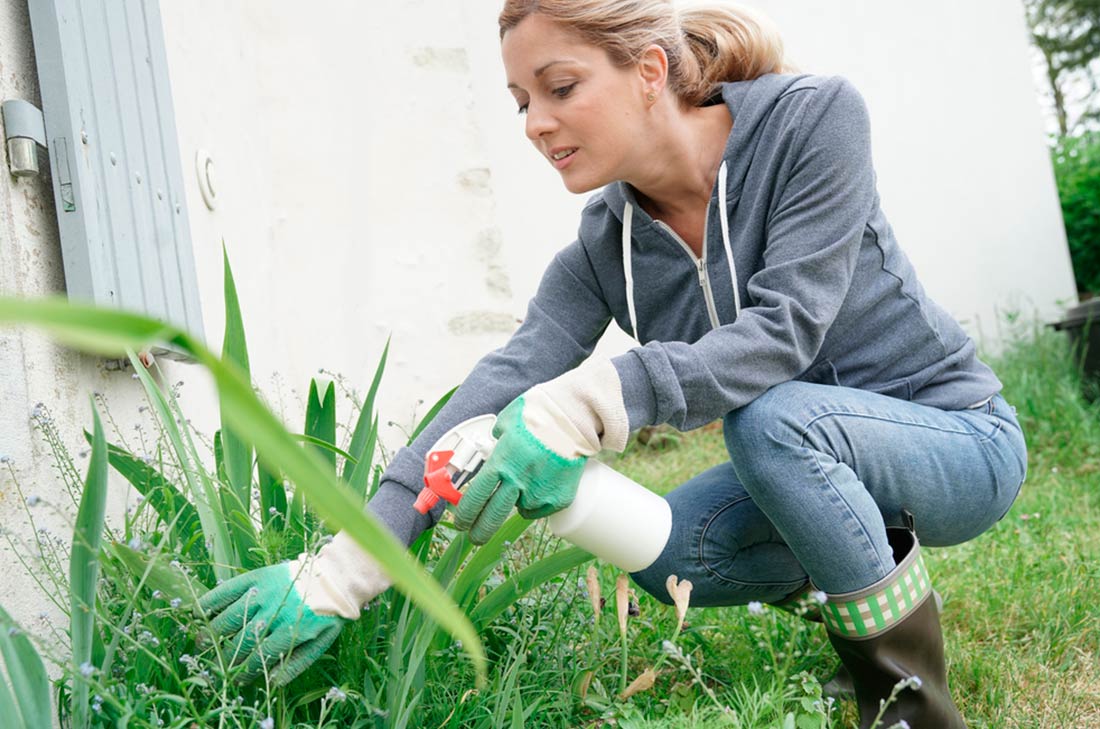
left=0, top=0, right=1076, bottom=636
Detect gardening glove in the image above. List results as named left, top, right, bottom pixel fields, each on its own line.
left=198, top=531, right=390, bottom=686
left=453, top=358, right=629, bottom=544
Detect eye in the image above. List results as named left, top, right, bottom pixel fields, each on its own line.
left=516, top=103, right=528, bottom=116
left=552, top=83, right=577, bottom=99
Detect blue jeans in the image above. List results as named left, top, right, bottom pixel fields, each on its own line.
left=631, top=382, right=1027, bottom=605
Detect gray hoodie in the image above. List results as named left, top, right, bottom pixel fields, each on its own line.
left=369, top=73, right=1002, bottom=545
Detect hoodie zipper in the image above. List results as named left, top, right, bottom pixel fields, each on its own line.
left=654, top=218, right=722, bottom=330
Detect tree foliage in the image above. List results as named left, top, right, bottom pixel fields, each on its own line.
left=1023, top=0, right=1100, bottom=135
left=1052, top=133, right=1100, bottom=293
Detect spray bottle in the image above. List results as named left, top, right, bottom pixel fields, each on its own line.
left=412, top=414, right=672, bottom=573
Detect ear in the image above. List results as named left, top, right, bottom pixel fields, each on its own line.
left=636, top=44, right=669, bottom=98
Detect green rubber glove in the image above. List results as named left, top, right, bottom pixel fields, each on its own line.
left=454, top=396, right=585, bottom=543
left=198, top=564, right=344, bottom=686
left=198, top=532, right=391, bottom=685
left=453, top=359, right=630, bottom=544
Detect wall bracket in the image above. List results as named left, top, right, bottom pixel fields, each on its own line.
left=2, top=99, right=48, bottom=177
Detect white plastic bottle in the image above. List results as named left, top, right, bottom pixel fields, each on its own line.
left=414, top=415, right=672, bottom=573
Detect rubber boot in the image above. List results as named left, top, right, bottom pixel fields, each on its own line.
left=821, top=528, right=966, bottom=729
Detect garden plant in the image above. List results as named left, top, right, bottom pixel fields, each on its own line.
left=0, top=253, right=1097, bottom=727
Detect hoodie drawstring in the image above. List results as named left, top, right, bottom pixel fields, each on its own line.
left=717, top=161, right=742, bottom=317
left=621, top=201, right=640, bottom=344
left=621, top=161, right=740, bottom=345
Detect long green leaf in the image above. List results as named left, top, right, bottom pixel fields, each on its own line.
left=108, top=542, right=207, bottom=612
left=452, top=516, right=533, bottom=610
left=257, top=457, right=287, bottom=533
left=129, top=353, right=237, bottom=579
left=70, top=402, right=108, bottom=729
left=0, top=605, right=51, bottom=729
left=219, top=244, right=254, bottom=510
left=286, top=480, right=309, bottom=557
left=0, top=296, right=172, bottom=355
left=291, top=433, right=356, bottom=463
left=430, top=517, right=532, bottom=652
left=215, top=431, right=260, bottom=569
left=0, top=667, right=17, bottom=729
left=91, top=435, right=211, bottom=578
left=469, top=546, right=594, bottom=630
left=305, top=379, right=338, bottom=472
left=432, top=530, right=475, bottom=592
left=0, top=297, right=488, bottom=683
left=343, top=337, right=389, bottom=484
left=348, top=416, right=378, bottom=503
left=409, top=386, right=457, bottom=444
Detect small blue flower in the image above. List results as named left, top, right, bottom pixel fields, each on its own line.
left=259, top=718, right=274, bottom=729
left=170, top=598, right=182, bottom=609
left=79, top=661, right=95, bottom=677
left=26, top=495, right=40, bottom=507
left=747, top=601, right=765, bottom=615
left=325, top=686, right=347, bottom=703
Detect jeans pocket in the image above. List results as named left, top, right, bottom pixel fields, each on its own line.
left=959, top=407, right=1003, bottom=443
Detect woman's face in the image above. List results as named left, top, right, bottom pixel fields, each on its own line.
left=502, top=14, right=650, bottom=194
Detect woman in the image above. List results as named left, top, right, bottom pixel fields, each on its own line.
left=201, top=2, right=1026, bottom=725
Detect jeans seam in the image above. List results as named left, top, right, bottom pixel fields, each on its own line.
left=807, top=447, right=893, bottom=579
left=800, top=409, right=973, bottom=440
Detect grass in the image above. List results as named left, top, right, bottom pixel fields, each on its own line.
left=3, top=320, right=1096, bottom=728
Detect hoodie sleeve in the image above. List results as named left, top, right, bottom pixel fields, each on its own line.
left=613, top=77, right=876, bottom=431
left=367, top=240, right=613, bottom=545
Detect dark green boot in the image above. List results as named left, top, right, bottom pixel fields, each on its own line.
left=821, top=528, right=966, bottom=729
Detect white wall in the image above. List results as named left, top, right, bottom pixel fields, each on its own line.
left=0, top=0, right=1076, bottom=637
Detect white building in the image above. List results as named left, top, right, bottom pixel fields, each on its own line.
left=0, top=0, right=1076, bottom=634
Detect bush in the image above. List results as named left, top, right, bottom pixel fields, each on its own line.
left=1052, top=132, right=1100, bottom=294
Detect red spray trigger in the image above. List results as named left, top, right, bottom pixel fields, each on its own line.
left=410, top=414, right=497, bottom=515
left=413, top=449, right=464, bottom=514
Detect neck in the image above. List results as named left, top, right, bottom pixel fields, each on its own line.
left=628, top=101, right=733, bottom=220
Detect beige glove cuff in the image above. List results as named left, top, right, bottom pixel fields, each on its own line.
left=527, top=358, right=630, bottom=457
left=288, top=531, right=392, bottom=619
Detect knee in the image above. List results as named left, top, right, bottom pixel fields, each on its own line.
left=632, top=491, right=807, bottom=608
left=724, top=382, right=813, bottom=451
left=724, top=382, right=819, bottom=483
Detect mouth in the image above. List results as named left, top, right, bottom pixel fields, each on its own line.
left=549, top=148, right=577, bottom=169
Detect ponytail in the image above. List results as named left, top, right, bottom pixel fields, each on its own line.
left=677, top=4, right=787, bottom=105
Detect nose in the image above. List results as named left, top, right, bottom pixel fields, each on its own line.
left=524, top=101, right=556, bottom=142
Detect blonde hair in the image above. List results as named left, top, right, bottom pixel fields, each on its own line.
left=498, top=0, right=788, bottom=106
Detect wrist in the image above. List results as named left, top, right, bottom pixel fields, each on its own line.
left=535, top=357, right=630, bottom=454
left=289, top=532, right=391, bottom=619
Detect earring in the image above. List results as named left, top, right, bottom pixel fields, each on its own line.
left=647, top=92, right=656, bottom=102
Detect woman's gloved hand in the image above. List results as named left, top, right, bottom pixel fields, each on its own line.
left=453, top=358, right=629, bottom=544
left=198, top=532, right=390, bottom=686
